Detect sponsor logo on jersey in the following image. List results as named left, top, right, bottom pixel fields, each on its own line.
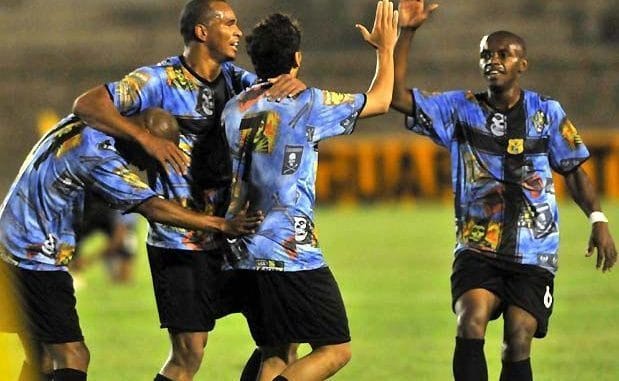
left=255, top=259, right=285, bottom=271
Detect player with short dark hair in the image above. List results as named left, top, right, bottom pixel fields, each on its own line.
left=0, top=108, right=261, bottom=381
left=222, top=2, right=399, bottom=380
left=390, top=1, right=617, bottom=380
left=72, top=1, right=305, bottom=380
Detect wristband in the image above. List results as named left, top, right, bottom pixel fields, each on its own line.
left=589, top=211, right=609, bottom=224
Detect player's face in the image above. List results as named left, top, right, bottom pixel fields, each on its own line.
left=478, top=35, right=527, bottom=91
left=204, top=2, right=242, bottom=62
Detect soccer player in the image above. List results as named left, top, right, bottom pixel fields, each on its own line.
left=0, top=108, right=262, bottom=381
left=390, top=1, right=617, bottom=380
left=221, top=2, right=399, bottom=380
left=71, top=1, right=305, bottom=380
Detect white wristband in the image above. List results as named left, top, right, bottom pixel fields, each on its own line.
left=589, top=211, right=609, bottom=224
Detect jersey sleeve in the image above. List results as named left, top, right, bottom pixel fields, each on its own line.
left=105, top=66, right=164, bottom=116
left=547, top=102, right=590, bottom=174
left=223, top=62, right=258, bottom=93
left=87, top=155, right=158, bottom=213
left=307, top=89, right=366, bottom=143
left=405, top=89, right=459, bottom=147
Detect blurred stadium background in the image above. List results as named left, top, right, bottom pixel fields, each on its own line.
left=0, top=0, right=618, bottom=379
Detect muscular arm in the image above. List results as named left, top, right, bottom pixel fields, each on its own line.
left=390, top=0, right=439, bottom=114
left=134, top=197, right=261, bottom=236
left=564, top=166, right=600, bottom=215
left=564, top=167, right=617, bottom=272
left=391, top=28, right=415, bottom=114
left=73, top=86, right=188, bottom=173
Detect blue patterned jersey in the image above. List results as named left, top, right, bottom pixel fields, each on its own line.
left=406, top=89, right=590, bottom=273
left=0, top=116, right=156, bottom=271
left=223, top=86, right=366, bottom=271
left=105, top=56, right=256, bottom=251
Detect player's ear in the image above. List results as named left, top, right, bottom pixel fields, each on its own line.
left=195, top=23, right=208, bottom=42
left=518, top=58, right=528, bottom=74
left=294, top=51, right=302, bottom=68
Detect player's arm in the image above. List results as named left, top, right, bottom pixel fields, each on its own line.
left=72, top=85, right=189, bottom=174
left=355, top=0, right=399, bottom=118
left=564, top=166, right=617, bottom=272
left=135, top=196, right=263, bottom=237
left=391, top=0, right=439, bottom=114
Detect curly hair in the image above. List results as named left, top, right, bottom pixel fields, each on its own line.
left=246, top=13, right=302, bottom=80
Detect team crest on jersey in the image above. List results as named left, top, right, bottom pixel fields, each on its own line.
left=322, top=91, right=354, bottom=106
left=196, top=86, right=216, bottom=117
left=560, top=118, right=582, bottom=149
left=532, top=110, right=547, bottom=133
left=165, top=66, right=197, bottom=91
left=117, top=70, right=150, bottom=112
left=507, top=138, right=524, bottom=155
left=239, top=111, right=279, bottom=154
left=282, top=145, right=303, bottom=175
left=488, top=113, right=507, bottom=137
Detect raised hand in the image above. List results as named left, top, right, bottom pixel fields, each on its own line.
left=356, top=0, right=400, bottom=51
left=398, top=0, right=439, bottom=30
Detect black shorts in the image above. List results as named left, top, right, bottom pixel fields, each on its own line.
left=0, top=263, right=83, bottom=344
left=451, top=251, right=555, bottom=338
left=147, top=245, right=226, bottom=333
left=223, top=267, right=350, bottom=347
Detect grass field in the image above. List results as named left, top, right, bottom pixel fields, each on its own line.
left=2, top=201, right=618, bottom=380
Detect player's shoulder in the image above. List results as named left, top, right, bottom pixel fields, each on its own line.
left=523, top=89, right=563, bottom=112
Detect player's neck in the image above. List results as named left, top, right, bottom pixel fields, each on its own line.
left=183, top=46, right=222, bottom=82
left=486, top=86, right=521, bottom=112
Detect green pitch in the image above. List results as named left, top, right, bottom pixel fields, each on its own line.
left=3, top=201, right=618, bottom=380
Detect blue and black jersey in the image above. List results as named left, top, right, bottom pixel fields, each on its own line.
left=406, top=89, right=589, bottom=274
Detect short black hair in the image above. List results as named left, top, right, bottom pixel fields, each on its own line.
left=246, top=13, right=301, bottom=80
left=487, top=30, right=527, bottom=57
left=179, top=0, right=226, bottom=45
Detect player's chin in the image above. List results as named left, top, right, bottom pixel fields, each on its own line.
left=224, top=48, right=238, bottom=61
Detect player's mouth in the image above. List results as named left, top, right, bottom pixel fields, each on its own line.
left=231, top=41, right=239, bottom=52
left=484, top=66, right=505, bottom=79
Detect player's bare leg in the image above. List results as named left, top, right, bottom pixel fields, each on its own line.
left=500, top=306, right=536, bottom=381
left=453, top=288, right=501, bottom=381
left=276, top=342, right=351, bottom=381
left=257, top=344, right=299, bottom=381
left=159, top=332, right=208, bottom=381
